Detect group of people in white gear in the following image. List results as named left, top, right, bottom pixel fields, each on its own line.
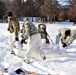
left=7, top=11, right=76, bottom=63
left=1, top=11, right=76, bottom=74
left=7, top=11, right=47, bottom=63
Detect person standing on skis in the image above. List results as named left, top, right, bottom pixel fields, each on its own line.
left=21, top=17, right=46, bottom=63
left=7, top=11, right=20, bottom=48
left=38, top=24, right=50, bottom=44
left=56, top=28, right=76, bottom=47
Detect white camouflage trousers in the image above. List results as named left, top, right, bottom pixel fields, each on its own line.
left=24, top=33, right=45, bottom=61
left=8, top=32, right=21, bottom=49
left=8, top=33, right=15, bottom=46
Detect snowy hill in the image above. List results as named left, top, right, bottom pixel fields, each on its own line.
left=0, top=22, right=76, bottom=75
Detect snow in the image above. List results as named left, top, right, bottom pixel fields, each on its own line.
left=0, top=22, right=76, bottom=75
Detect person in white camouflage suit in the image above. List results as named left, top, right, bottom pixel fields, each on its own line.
left=38, top=24, right=50, bottom=44
left=21, top=18, right=46, bottom=63
left=56, top=28, right=76, bottom=47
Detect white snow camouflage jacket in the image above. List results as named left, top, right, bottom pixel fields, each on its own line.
left=59, top=28, right=76, bottom=46
left=22, top=21, right=38, bottom=39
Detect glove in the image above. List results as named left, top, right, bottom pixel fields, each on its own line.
left=21, top=39, right=27, bottom=44
left=21, top=39, right=25, bottom=44
left=7, top=28, right=10, bottom=31
left=15, top=37, right=19, bottom=41
left=21, top=35, right=24, bottom=38
left=63, top=43, right=67, bottom=47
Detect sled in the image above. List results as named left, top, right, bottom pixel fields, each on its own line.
left=12, top=45, right=42, bottom=59
left=12, top=43, right=68, bottom=59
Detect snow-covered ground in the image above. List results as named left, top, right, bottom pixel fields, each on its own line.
left=0, top=22, right=76, bottom=75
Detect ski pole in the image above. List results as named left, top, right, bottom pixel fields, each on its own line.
left=47, top=33, right=54, bottom=44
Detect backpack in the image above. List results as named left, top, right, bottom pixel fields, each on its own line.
left=38, top=24, right=46, bottom=29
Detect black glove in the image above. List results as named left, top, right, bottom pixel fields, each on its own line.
left=21, top=39, right=25, bottom=44
left=63, top=43, right=67, bottom=47
left=7, top=28, right=10, bottom=31
left=15, top=37, right=19, bottom=41
left=21, top=39, right=27, bottom=44
left=21, top=35, right=24, bottom=38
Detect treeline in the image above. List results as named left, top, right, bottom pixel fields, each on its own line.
left=0, top=0, right=76, bottom=22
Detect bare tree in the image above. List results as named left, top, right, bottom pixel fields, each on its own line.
left=41, top=0, right=59, bottom=23
left=34, top=0, right=44, bottom=17
left=68, top=0, right=76, bottom=17
left=4, top=0, right=22, bottom=18
left=0, top=1, right=6, bottom=19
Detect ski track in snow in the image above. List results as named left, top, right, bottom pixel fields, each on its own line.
left=0, top=22, right=76, bottom=75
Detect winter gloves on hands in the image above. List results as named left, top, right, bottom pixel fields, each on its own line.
left=21, top=39, right=27, bottom=44
left=15, top=37, right=19, bottom=41
left=7, top=28, right=10, bottom=31
left=63, top=43, right=67, bottom=47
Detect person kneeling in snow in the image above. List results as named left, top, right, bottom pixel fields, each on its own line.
left=7, top=11, right=21, bottom=49
left=56, top=28, right=76, bottom=47
left=21, top=18, right=46, bottom=63
left=38, top=24, right=50, bottom=44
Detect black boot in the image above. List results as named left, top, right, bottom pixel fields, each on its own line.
left=3, top=68, right=8, bottom=72
left=11, top=51, right=15, bottom=55
left=43, top=56, right=46, bottom=60
left=24, top=60, right=30, bottom=64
